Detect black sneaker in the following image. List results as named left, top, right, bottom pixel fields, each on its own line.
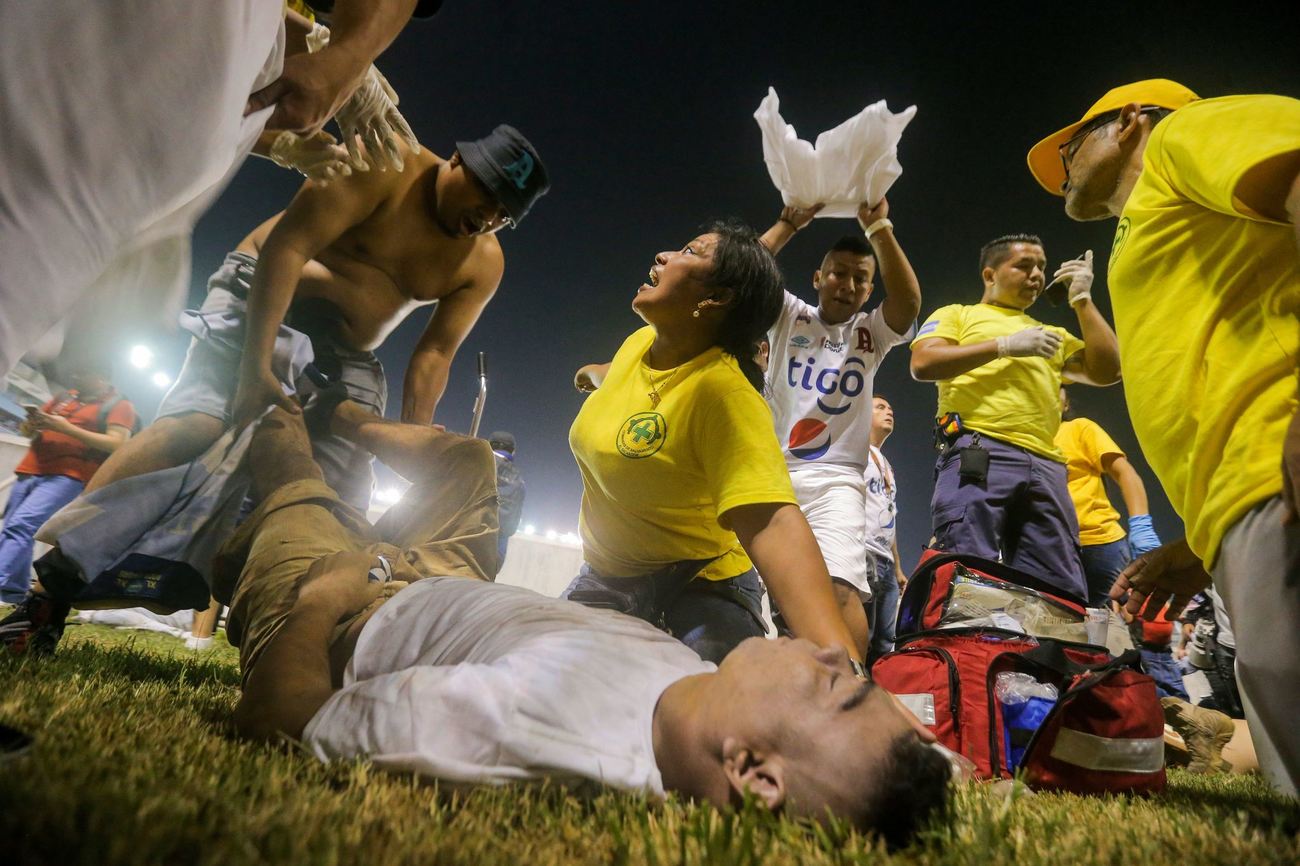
left=0, top=592, right=71, bottom=657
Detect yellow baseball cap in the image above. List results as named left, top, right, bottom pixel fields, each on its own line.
left=1027, top=79, right=1200, bottom=195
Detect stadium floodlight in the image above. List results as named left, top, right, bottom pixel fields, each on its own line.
left=151, top=371, right=172, bottom=388
left=545, top=529, right=558, bottom=540
left=523, top=525, right=536, bottom=535
left=376, top=488, right=403, bottom=504
left=129, top=345, right=154, bottom=369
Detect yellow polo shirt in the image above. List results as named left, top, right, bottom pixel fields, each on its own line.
left=912, top=303, right=1084, bottom=460
left=1055, top=418, right=1127, bottom=546
left=1107, top=94, right=1300, bottom=565
left=569, top=326, right=797, bottom=581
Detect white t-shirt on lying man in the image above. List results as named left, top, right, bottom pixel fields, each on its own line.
left=304, top=577, right=714, bottom=796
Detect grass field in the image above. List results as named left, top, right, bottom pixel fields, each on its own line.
left=1, top=618, right=1297, bottom=866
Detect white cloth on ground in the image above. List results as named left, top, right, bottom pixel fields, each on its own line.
left=305, top=577, right=714, bottom=796
left=765, top=291, right=913, bottom=471
left=753, top=87, right=917, bottom=219
left=864, top=445, right=898, bottom=563
left=0, top=0, right=285, bottom=374
left=789, top=464, right=871, bottom=597
left=72, top=607, right=194, bottom=637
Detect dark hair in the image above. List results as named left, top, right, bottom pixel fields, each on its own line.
left=828, top=235, right=874, bottom=258
left=859, top=735, right=952, bottom=850
left=979, top=233, right=1043, bottom=273
left=704, top=219, right=785, bottom=393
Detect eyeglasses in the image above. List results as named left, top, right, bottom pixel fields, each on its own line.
left=1058, top=106, right=1166, bottom=182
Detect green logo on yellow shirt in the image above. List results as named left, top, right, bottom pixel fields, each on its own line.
left=1111, top=217, right=1131, bottom=263
left=617, top=412, right=667, bottom=458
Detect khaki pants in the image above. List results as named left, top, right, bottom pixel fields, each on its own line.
left=214, top=434, right=499, bottom=684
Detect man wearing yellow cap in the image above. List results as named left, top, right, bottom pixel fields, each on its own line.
left=1028, top=79, right=1300, bottom=793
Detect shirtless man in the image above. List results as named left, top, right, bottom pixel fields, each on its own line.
left=84, top=124, right=549, bottom=510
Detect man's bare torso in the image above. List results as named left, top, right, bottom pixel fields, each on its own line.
left=237, top=150, right=499, bottom=351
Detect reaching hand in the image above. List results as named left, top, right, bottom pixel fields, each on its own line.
left=333, top=64, right=419, bottom=173
left=1052, top=250, right=1095, bottom=307
left=246, top=48, right=368, bottom=136
left=574, top=367, right=600, bottom=393
left=269, top=130, right=353, bottom=184
left=997, top=326, right=1063, bottom=359
left=1283, top=404, right=1300, bottom=524
left=233, top=369, right=300, bottom=429
left=857, top=197, right=890, bottom=230
left=32, top=412, right=75, bottom=435
left=779, top=203, right=824, bottom=231
left=1109, top=537, right=1211, bottom=621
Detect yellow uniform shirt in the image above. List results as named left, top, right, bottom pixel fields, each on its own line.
left=912, top=303, right=1085, bottom=460
left=569, top=326, right=798, bottom=581
left=1107, top=94, right=1300, bottom=565
left=1055, top=418, right=1127, bottom=546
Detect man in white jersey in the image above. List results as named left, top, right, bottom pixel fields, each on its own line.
left=864, top=396, right=908, bottom=661
left=223, top=407, right=952, bottom=847
left=761, top=201, right=921, bottom=658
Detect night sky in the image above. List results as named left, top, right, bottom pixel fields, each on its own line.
left=121, top=2, right=1299, bottom=572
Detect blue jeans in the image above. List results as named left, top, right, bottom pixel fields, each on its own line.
left=866, top=553, right=900, bottom=662
left=1140, top=647, right=1189, bottom=700
left=1080, top=537, right=1133, bottom=607
left=0, top=474, right=85, bottom=602
left=563, top=560, right=767, bottom=663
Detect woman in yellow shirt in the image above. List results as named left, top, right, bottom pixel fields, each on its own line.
left=568, top=220, right=860, bottom=665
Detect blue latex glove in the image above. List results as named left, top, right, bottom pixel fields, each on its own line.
left=1127, top=513, right=1162, bottom=557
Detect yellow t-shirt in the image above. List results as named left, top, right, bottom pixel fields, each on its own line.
left=569, top=326, right=798, bottom=581
left=1107, top=94, right=1300, bottom=565
left=911, top=303, right=1085, bottom=460
left=1055, top=418, right=1127, bottom=546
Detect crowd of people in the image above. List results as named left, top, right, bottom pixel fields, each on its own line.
left=0, top=0, right=1296, bottom=847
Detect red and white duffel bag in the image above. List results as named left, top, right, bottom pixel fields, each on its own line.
left=873, top=552, right=1166, bottom=795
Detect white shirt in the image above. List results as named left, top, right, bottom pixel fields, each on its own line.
left=766, top=291, right=913, bottom=471
left=304, top=578, right=714, bottom=797
left=864, top=445, right=898, bottom=562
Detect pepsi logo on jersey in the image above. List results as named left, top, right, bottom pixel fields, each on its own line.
left=788, top=417, right=830, bottom=461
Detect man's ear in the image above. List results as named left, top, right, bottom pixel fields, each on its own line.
left=1115, top=102, right=1146, bottom=144
left=721, top=736, right=787, bottom=812
left=812, top=269, right=823, bottom=290
left=980, top=265, right=996, bottom=289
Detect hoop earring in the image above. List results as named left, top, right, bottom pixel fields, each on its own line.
left=692, top=309, right=700, bottom=318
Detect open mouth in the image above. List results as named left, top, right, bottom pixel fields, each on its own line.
left=647, top=266, right=660, bottom=287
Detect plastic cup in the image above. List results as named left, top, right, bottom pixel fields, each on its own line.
left=1085, top=607, right=1109, bottom=646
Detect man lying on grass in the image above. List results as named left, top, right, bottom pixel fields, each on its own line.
left=221, top=405, right=951, bottom=846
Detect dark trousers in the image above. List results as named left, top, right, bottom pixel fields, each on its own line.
left=930, top=432, right=1086, bottom=599
left=562, top=560, right=766, bottom=663
left=1081, top=537, right=1133, bottom=607
left=1140, top=647, right=1189, bottom=699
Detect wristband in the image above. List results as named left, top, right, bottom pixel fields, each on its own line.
left=778, top=217, right=799, bottom=230
left=996, top=335, right=1010, bottom=359
left=864, top=218, right=893, bottom=240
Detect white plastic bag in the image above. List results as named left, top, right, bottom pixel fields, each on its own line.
left=753, top=87, right=917, bottom=218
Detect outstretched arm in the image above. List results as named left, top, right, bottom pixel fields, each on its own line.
left=574, top=362, right=612, bottom=392
left=234, top=164, right=400, bottom=427
left=402, top=253, right=502, bottom=424
left=759, top=204, right=824, bottom=255
left=857, top=198, right=920, bottom=336
left=1057, top=251, right=1122, bottom=386
left=1102, top=454, right=1149, bottom=517
left=728, top=502, right=863, bottom=663
left=247, top=0, right=419, bottom=134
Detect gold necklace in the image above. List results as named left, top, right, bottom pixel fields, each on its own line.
left=645, top=365, right=679, bottom=408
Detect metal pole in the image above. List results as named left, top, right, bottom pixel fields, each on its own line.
left=468, top=352, right=487, bottom=438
